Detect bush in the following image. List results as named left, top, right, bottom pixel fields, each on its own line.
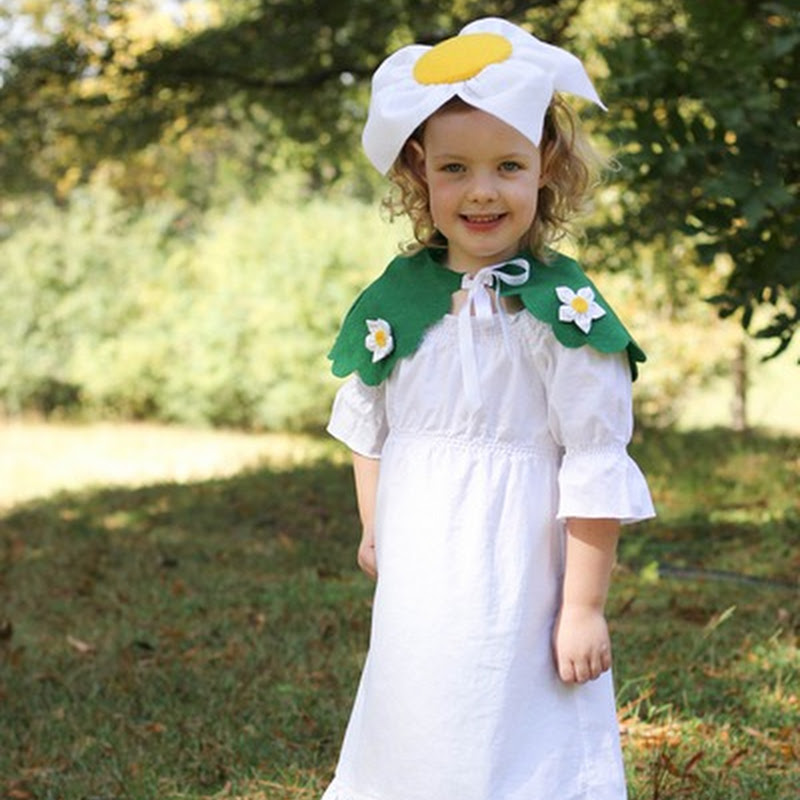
left=0, top=179, right=400, bottom=429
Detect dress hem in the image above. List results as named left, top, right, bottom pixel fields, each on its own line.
left=321, top=778, right=381, bottom=800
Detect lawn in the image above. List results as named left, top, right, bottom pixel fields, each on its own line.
left=0, top=424, right=797, bottom=799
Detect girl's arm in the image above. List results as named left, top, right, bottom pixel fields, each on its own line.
left=553, top=517, right=620, bottom=684
left=352, top=452, right=380, bottom=579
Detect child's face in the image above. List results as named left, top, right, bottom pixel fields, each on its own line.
left=412, top=105, right=543, bottom=273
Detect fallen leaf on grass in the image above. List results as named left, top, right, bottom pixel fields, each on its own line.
left=66, top=635, right=95, bottom=654
left=143, top=722, right=166, bottom=734
left=682, top=750, right=705, bottom=774
left=209, top=780, right=319, bottom=799
left=654, top=749, right=704, bottom=779
left=248, top=611, right=267, bottom=630
left=619, top=718, right=684, bottom=747
left=724, top=747, right=750, bottom=768
left=617, top=687, right=655, bottom=721
left=743, top=725, right=799, bottom=761
left=5, top=786, right=35, bottom=800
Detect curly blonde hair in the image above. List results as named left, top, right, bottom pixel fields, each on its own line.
left=382, top=95, right=604, bottom=258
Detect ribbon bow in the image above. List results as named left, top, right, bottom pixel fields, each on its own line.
left=457, top=257, right=530, bottom=410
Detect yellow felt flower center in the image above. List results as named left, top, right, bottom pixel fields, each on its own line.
left=374, top=329, right=388, bottom=348
left=570, top=296, right=590, bottom=314
left=414, top=33, right=513, bottom=85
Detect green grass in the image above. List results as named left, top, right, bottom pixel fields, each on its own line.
left=1, top=428, right=798, bottom=799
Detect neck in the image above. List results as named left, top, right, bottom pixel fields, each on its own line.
left=444, top=255, right=521, bottom=276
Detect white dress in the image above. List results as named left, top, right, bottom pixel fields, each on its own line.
left=323, top=308, right=655, bottom=800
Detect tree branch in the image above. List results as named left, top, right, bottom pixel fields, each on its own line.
left=138, top=63, right=373, bottom=93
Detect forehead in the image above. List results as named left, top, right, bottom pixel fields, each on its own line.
left=422, top=104, right=538, bottom=154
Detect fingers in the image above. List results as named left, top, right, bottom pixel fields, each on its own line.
left=552, top=606, right=613, bottom=685
left=599, top=642, right=612, bottom=673
left=357, top=540, right=378, bottom=579
left=557, top=659, right=578, bottom=684
left=558, top=644, right=612, bottom=684
left=356, top=526, right=377, bottom=579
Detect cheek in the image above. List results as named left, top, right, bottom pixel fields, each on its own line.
left=518, top=185, right=539, bottom=226
left=528, top=193, right=540, bottom=223
left=426, top=178, right=454, bottom=224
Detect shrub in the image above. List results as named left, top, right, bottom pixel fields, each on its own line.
left=0, top=180, right=400, bottom=429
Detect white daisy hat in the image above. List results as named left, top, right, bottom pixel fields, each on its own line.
left=362, top=17, right=606, bottom=174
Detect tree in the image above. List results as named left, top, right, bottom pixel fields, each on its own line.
left=599, top=0, right=799, bottom=358
left=0, top=0, right=580, bottom=200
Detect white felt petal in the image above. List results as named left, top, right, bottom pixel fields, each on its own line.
left=361, top=17, right=606, bottom=174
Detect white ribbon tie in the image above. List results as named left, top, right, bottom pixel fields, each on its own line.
left=457, top=258, right=530, bottom=410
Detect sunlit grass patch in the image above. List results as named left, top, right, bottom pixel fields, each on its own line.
left=621, top=704, right=799, bottom=800
left=611, top=564, right=798, bottom=800
left=0, top=422, right=342, bottom=509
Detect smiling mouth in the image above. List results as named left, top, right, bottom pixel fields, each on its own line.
left=462, top=213, right=505, bottom=224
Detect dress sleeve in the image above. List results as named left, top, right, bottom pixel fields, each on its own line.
left=326, top=375, right=389, bottom=458
left=543, top=338, right=656, bottom=524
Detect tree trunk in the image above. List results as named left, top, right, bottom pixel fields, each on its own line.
left=731, top=339, right=748, bottom=432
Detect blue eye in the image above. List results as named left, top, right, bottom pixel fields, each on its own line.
left=442, top=163, right=465, bottom=173
left=500, top=161, right=522, bottom=172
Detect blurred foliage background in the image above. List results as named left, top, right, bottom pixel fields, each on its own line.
left=0, top=0, right=797, bottom=431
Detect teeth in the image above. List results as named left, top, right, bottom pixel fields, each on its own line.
left=465, top=214, right=500, bottom=222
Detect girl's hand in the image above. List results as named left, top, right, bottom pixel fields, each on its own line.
left=552, top=604, right=612, bottom=684
left=352, top=453, right=380, bottom=580
left=357, top=527, right=377, bottom=579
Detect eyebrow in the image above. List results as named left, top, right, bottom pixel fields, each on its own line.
left=430, top=152, right=533, bottom=161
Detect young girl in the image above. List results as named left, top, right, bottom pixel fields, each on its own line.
left=323, top=17, right=655, bottom=800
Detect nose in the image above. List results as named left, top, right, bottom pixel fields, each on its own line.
left=466, top=170, right=499, bottom=203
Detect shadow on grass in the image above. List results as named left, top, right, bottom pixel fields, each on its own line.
left=0, top=428, right=798, bottom=799
left=626, top=426, right=800, bottom=582
left=0, top=459, right=368, bottom=799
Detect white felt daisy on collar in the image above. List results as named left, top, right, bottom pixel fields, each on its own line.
left=362, top=17, right=606, bottom=174
left=365, top=318, right=394, bottom=362
left=556, top=286, right=606, bottom=334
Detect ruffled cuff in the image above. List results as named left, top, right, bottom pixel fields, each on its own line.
left=557, top=444, right=655, bottom=524
left=326, top=377, right=388, bottom=458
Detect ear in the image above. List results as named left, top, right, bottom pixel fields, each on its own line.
left=538, top=146, right=552, bottom=189
left=538, top=133, right=560, bottom=189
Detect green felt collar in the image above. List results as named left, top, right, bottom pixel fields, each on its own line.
left=328, top=248, right=645, bottom=384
